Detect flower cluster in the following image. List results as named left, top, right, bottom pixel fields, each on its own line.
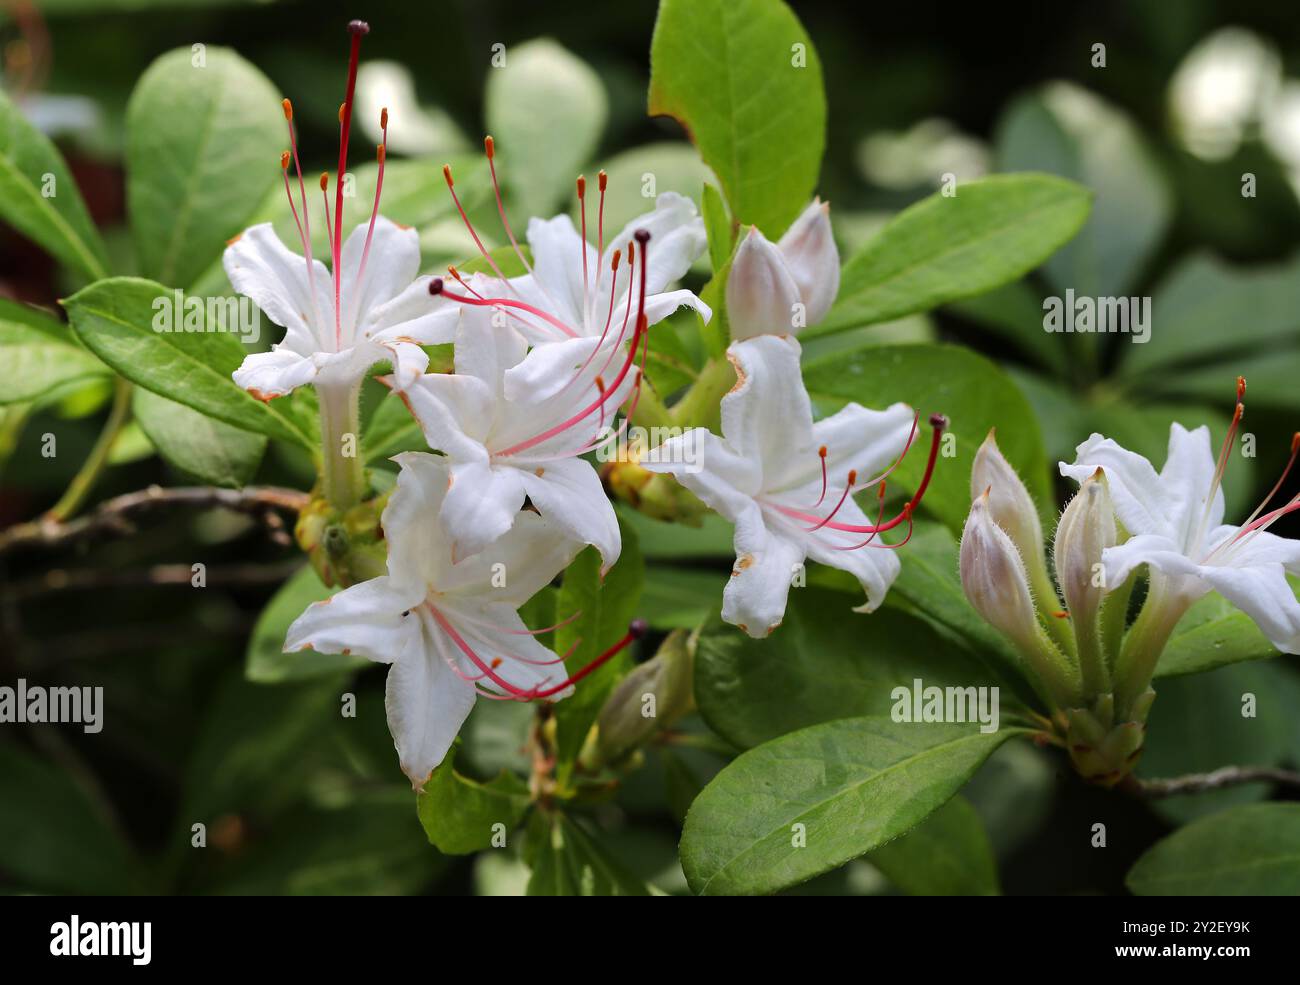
left=960, top=378, right=1300, bottom=784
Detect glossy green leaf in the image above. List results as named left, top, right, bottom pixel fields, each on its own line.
left=680, top=716, right=1027, bottom=895
left=525, top=811, right=651, bottom=896
left=802, top=342, right=1049, bottom=533
left=695, top=586, right=1000, bottom=749
left=649, top=0, right=825, bottom=236
left=126, top=46, right=283, bottom=289
left=868, top=796, right=999, bottom=896
left=485, top=39, right=607, bottom=219
left=996, top=82, right=1170, bottom=299
left=64, top=277, right=316, bottom=448
left=362, top=388, right=426, bottom=463
left=1127, top=803, right=1300, bottom=896
left=0, top=88, right=109, bottom=280
left=553, top=517, right=644, bottom=779
left=0, top=299, right=108, bottom=404
left=812, top=174, right=1091, bottom=337
left=640, top=563, right=723, bottom=630
left=1157, top=591, right=1280, bottom=678
left=417, top=762, right=531, bottom=855
left=245, top=566, right=367, bottom=683
left=133, top=387, right=266, bottom=487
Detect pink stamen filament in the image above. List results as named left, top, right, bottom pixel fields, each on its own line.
left=577, top=175, right=589, bottom=311
left=332, top=21, right=368, bottom=349
left=813, top=446, right=829, bottom=507
left=431, top=282, right=578, bottom=339
left=526, top=620, right=646, bottom=700
left=282, top=101, right=320, bottom=322
left=442, top=163, right=519, bottom=295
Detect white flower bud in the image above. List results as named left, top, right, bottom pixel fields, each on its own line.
left=727, top=228, right=802, bottom=339
left=776, top=198, right=839, bottom=325
left=1053, top=467, right=1116, bottom=625
left=970, top=428, right=1044, bottom=564
left=960, top=492, right=1040, bottom=653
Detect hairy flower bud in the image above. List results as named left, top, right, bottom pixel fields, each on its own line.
left=971, top=429, right=1044, bottom=565
left=1053, top=467, right=1116, bottom=626
left=960, top=492, right=1040, bottom=652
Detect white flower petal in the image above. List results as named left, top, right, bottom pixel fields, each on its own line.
left=721, top=335, right=816, bottom=471
left=727, top=228, right=803, bottom=339
left=339, top=217, right=421, bottom=336
left=640, top=427, right=763, bottom=513
left=1100, top=532, right=1188, bottom=588
left=1195, top=562, right=1300, bottom=654
left=284, top=575, right=424, bottom=662
left=398, top=372, right=494, bottom=462
left=602, top=192, right=706, bottom=300
left=518, top=457, right=621, bottom=572
left=721, top=505, right=806, bottom=638
left=640, top=288, right=713, bottom=328
left=502, top=336, right=602, bottom=404
left=1061, top=433, right=1172, bottom=540
left=223, top=223, right=331, bottom=353
left=525, top=214, right=593, bottom=331
left=453, top=307, right=529, bottom=395
left=775, top=401, right=915, bottom=495
left=441, top=461, right=527, bottom=562
left=784, top=495, right=902, bottom=613
left=441, top=511, right=580, bottom=608
left=384, top=611, right=478, bottom=789
left=384, top=452, right=455, bottom=589
left=1160, top=423, right=1223, bottom=543
left=231, top=347, right=319, bottom=399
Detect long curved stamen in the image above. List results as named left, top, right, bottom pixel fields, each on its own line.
left=593, top=239, right=639, bottom=383
left=483, top=135, right=534, bottom=277
left=804, top=471, right=856, bottom=532
left=443, top=162, right=516, bottom=289
left=1193, top=377, right=1246, bottom=554
left=491, top=231, right=651, bottom=458
left=773, top=415, right=948, bottom=535
left=521, top=620, right=646, bottom=700
left=430, top=279, right=578, bottom=338
left=577, top=174, right=589, bottom=313
left=1240, top=431, right=1300, bottom=532
left=319, top=172, right=334, bottom=265
left=597, top=169, right=607, bottom=259
left=427, top=603, right=534, bottom=698
left=812, top=446, right=829, bottom=506
left=282, top=99, right=321, bottom=326
left=351, top=108, right=388, bottom=332
left=332, top=19, right=368, bottom=349
left=833, top=482, right=890, bottom=550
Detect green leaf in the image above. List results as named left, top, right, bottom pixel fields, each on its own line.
left=133, top=387, right=266, bottom=487
left=1127, top=803, right=1300, bottom=896
left=1157, top=591, right=1280, bottom=678
left=996, top=82, right=1170, bottom=299
left=485, top=39, right=607, bottom=219
left=64, top=277, right=316, bottom=448
left=362, top=388, right=426, bottom=463
left=641, top=563, right=723, bottom=630
left=417, top=761, right=531, bottom=855
left=525, top=811, right=651, bottom=896
left=1123, top=253, right=1300, bottom=376
left=695, top=586, right=999, bottom=749
left=802, top=342, right=1049, bottom=533
left=553, top=517, right=645, bottom=780
left=245, top=566, right=367, bottom=683
left=615, top=503, right=734, bottom=560
left=0, top=742, right=138, bottom=894
left=0, top=88, right=109, bottom=280
left=680, top=716, right=1028, bottom=895
left=0, top=299, right=108, bottom=404
left=811, top=174, right=1091, bottom=337
left=946, top=279, right=1068, bottom=376
left=126, top=46, right=283, bottom=289
left=1139, top=661, right=1300, bottom=824
left=649, top=0, right=825, bottom=235
left=868, top=796, right=999, bottom=896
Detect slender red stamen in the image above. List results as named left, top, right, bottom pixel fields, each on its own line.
left=282, top=99, right=320, bottom=316
left=503, top=609, right=584, bottom=636
left=430, top=278, right=578, bottom=339
left=1240, top=433, right=1299, bottom=531
left=806, top=471, right=856, bottom=532
left=834, top=482, right=890, bottom=550
left=442, top=162, right=518, bottom=291
left=483, top=135, right=537, bottom=279
left=319, top=172, right=334, bottom=263
left=352, top=109, right=388, bottom=329
left=331, top=20, right=368, bottom=348
left=523, top=620, right=647, bottom=699
left=813, top=445, right=829, bottom=506
left=597, top=170, right=607, bottom=259
left=491, top=230, right=651, bottom=458
left=577, top=174, right=589, bottom=306
left=427, top=604, right=533, bottom=698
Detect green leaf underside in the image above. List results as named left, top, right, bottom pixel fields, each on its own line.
left=525, top=812, right=651, bottom=896
left=417, top=762, right=530, bottom=855
left=133, top=387, right=266, bottom=487
left=0, top=300, right=108, bottom=403
left=680, top=716, right=1027, bottom=895
left=868, top=795, right=1000, bottom=896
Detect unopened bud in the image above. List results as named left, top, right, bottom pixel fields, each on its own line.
left=593, top=628, right=694, bottom=765
left=1053, top=468, right=1116, bottom=626
left=960, top=493, right=1040, bottom=653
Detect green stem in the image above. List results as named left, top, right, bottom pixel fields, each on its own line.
left=1099, top=568, right=1137, bottom=669
left=1073, top=611, right=1109, bottom=698
left=1113, top=573, right=1191, bottom=717
left=671, top=355, right=735, bottom=431
left=45, top=378, right=132, bottom=522
left=316, top=381, right=365, bottom=511
left=1028, top=562, right=1075, bottom=657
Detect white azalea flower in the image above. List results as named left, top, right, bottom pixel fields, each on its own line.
left=1061, top=383, right=1300, bottom=653
left=727, top=198, right=839, bottom=339
left=641, top=334, right=945, bottom=638
left=226, top=31, right=456, bottom=403
left=439, top=140, right=710, bottom=403
left=391, top=272, right=642, bottom=571
left=284, top=453, right=636, bottom=789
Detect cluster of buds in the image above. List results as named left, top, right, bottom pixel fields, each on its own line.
left=959, top=431, right=1140, bottom=786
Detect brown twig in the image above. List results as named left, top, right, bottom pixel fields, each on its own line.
left=7, top=560, right=303, bottom=601
left=0, top=484, right=309, bottom=557
left=1127, top=765, right=1300, bottom=798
